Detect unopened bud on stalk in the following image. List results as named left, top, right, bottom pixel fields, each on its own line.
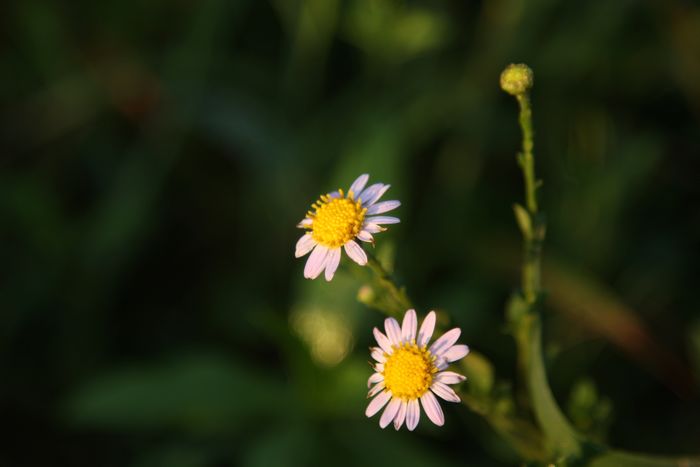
left=500, top=63, right=534, bottom=96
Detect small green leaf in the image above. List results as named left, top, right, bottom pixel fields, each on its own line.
left=513, top=203, right=532, bottom=237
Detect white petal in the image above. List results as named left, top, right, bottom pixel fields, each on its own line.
left=366, top=200, right=401, bottom=215
left=401, top=309, right=417, bottom=342
left=394, top=401, right=408, bottom=430
left=366, top=390, right=391, bottom=417
left=417, top=311, right=436, bottom=347
left=429, top=328, right=461, bottom=357
left=368, top=381, right=386, bottom=398
left=420, top=391, right=444, bottom=426
left=357, top=231, right=374, bottom=243
left=384, top=318, right=401, bottom=346
left=324, top=248, right=341, bottom=281
left=374, top=363, right=384, bottom=373
left=367, top=372, right=384, bottom=388
left=303, top=245, right=329, bottom=279
left=295, top=234, right=317, bottom=258
left=365, top=215, right=400, bottom=225
left=362, top=223, right=386, bottom=234
left=360, top=183, right=391, bottom=206
left=431, top=381, right=460, bottom=403
left=379, top=397, right=402, bottom=428
left=297, top=218, right=313, bottom=228
left=406, top=399, right=420, bottom=431
left=373, top=328, right=392, bottom=354
left=348, top=173, right=369, bottom=197
left=370, top=347, right=386, bottom=363
left=435, top=371, right=466, bottom=385
left=357, top=183, right=383, bottom=205
left=344, top=240, right=367, bottom=265
left=443, top=344, right=470, bottom=362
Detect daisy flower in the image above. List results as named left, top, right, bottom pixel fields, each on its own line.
left=366, top=309, right=469, bottom=430
left=295, top=174, right=400, bottom=281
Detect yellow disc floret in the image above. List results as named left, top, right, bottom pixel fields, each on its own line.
left=382, top=342, right=436, bottom=400
left=306, top=189, right=367, bottom=248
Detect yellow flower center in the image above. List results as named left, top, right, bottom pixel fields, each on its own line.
left=382, top=342, right=436, bottom=401
left=305, top=189, right=367, bottom=248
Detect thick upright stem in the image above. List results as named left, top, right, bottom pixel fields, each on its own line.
left=503, top=64, right=581, bottom=459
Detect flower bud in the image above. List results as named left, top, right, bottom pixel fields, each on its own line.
left=500, top=63, right=534, bottom=96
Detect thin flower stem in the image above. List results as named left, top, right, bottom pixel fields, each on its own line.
left=517, top=94, right=537, bottom=214
left=365, top=253, right=413, bottom=317
left=515, top=93, right=543, bottom=305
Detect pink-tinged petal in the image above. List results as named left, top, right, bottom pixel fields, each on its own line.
left=373, top=328, right=392, bottom=354
left=374, top=363, right=384, bottom=373
left=368, top=382, right=386, bottom=398
left=349, top=174, right=369, bottom=197
left=401, top=309, right=417, bottom=342
left=429, top=328, right=461, bottom=356
left=362, top=223, right=386, bottom=234
left=344, top=240, right=368, bottom=265
left=366, top=390, right=392, bottom=417
left=443, top=344, right=470, bottom=362
left=431, top=381, right=461, bottom=403
left=420, top=391, right=445, bottom=426
left=370, top=347, right=386, bottom=363
left=406, top=399, right=420, bottom=431
left=328, top=191, right=340, bottom=198
left=360, top=184, right=391, bottom=206
left=435, top=358, right=449, bottom=371
left=303, top=245, right=329, bottom=279
left=366, top=200, right=401, bottom=215
left=367, top=372, right=384, bottom=388
left=393, top=401, right=408, bottom=430
left=357, top=231, right=374, bottom=243
left=384, top=317, right=401, bottom=346
left=295, top=234, right=316, bottom=258
left=379, top=398, right=402, bottom=428
left=417, top=311, right=436, bottom=347
left=365, top=215, right=400, bottom=225
left=324, top=248, right=341, bottom=281
left=435, top=371, right=466, bottom=385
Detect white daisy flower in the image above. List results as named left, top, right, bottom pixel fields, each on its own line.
left=366, top=309, right=469, bottom=430
left=295, top=173, right=400, bottom=281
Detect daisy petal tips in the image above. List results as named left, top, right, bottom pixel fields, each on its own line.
left=295, top=174, right=400, bottom=281
left=366, top=309, right=469, bottom=430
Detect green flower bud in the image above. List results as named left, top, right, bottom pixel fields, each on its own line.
left=500, top=63, right=534, bottom=96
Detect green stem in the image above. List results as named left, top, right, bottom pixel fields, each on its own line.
left=512, top=304, right=581, bottom=458
left=517, top=94, right=537, bottom=214
left=515, top=93, right=542, bottom=305
left=365, top=252, right=413, bottom=317
left=509, top=84, right=582, bottom=459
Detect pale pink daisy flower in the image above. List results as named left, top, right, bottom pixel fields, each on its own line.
left=295, top=174, right=400, bottom=281
left=366, top=309, right=469, bottom=430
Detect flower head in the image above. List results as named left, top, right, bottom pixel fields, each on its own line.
left=366, top=309, right=469, bottom=430
left=295, top=174, right=400, bottom=281
left=500, top=63, right=534, bottom=96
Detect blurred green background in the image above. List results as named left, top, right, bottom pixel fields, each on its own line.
left=2, top=0, right=700, bottom=465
